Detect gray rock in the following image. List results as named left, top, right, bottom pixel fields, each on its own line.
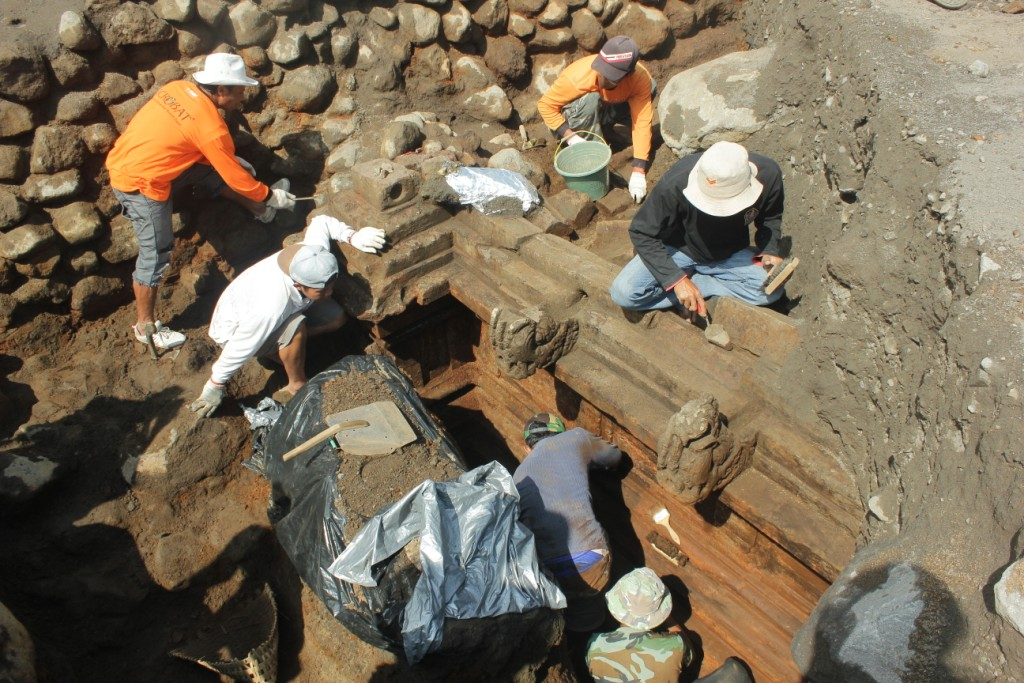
left=0, top=146, right=26, bottom=182
left=704, top=323, right=733, bottom=350
left=14, top=246, right=61, bottom=279
left=509, top=13, right=535, bottom=39
left=102, top=3, right=175, bottom=47
left=454, top=55, right=498, bottom=91
left=0, top=601, right=37, bottom=683
left=267, top=27, right=311, bottom=65
left=276, top=64, right=335, bottom=112
left=0, top=224, right=58, bottom=262
left=996, top=559, right=1024, bottom=636
left=0, top=99, right=35, bottom=138
left=608, top=3, right=670, bottom=56
left=792, top=544, right=959, bottom=682
left=227, top=0, right=278, bottom=48
left=369, top=7, right=398, bottom=28
left=68, top=250, right=100, bottom=275
left=968, top=60, right=990, bottom=78
left=538, top=1, right=569, bottom=27
left=330, top=30, right=357, bottom=65
left=530, top=27, right=575, bottom=51
left=398, top=4, right=441, bottom=46
left=152, top=60, right=186, bottom=86
left=97, top=72, right=142, bottom=105
left=488, top=148, right=545, bottom=188
left=49, top=203, right=106, bottom=246
left=263, top=0, right=309, bottom=13
left=381, top=121, right=425, bottom=160
left=594, top=0, right=623, bottom=24
left=71, top=275, right=125, bottom=315
left=570, top=9, right=605, bottom=52
left=55, top=93, right=101, bottom=123
left=81, top=123, right=119, bottom=155
left=326, top=139, right=363, bottom=172
left=510, top=0, right=548, bottom=17
left=13, top=278, right=70, bottom=307
left=658, top=46, right=776, bottom=157
left=49, top=49, right=96, bottom=89
left=663, top=0, right=697, bottom=39
left=485, top=36, right=529, bottom=84
left=196, top=0, right=229, bottom=27
left=0, top=187, right=27, bottom=230
left=59, top=11, right=102, bottom=50
left=21, top=170, right=83, bottom=204
left=0, top=38, right=50, bottom=103
left=327, top=94, right=357, bottom=115
left=100, top=215, right=140, bottom=265
left=443, top=2, right=474, bottom=43
left=176, top=24, right=211, bottom=56
left=0, top=293, right=14, bottom=329
left=30, top=126, right=88, bottom=175
left=322, top=116, right=357, bottom=147
left=473, top=0, right=510, bottom=35
left=154, top=0, right=196, bottom=23
left=462, top=85, right=514, bottom=122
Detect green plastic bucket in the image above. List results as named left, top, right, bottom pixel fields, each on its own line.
left=554, top=133, right=612, bottom=200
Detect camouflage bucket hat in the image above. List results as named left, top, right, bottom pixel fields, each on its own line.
left=606, top=568, right=673, bottom=630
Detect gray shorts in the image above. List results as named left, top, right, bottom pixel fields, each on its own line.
left=254, top=298, right=346, bottom=358
left=114, top=164, right=227, bottom=287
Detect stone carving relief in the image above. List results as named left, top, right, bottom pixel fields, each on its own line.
left=488, top=306, right=578, bottom=379
left=656, top=393, right=754, bottom=505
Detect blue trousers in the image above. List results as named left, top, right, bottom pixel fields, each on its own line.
left=609, top=247, right=783, bottom=310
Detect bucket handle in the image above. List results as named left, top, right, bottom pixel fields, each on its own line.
left=554, top=129, right=608, bottom=157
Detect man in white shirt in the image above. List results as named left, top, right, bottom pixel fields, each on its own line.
left=189, top=215, right=386, bottom=418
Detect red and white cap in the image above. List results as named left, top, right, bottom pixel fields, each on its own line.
left=592, top=36, right=640, bottom=82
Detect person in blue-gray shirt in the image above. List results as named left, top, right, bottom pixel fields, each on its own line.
left=513, top=412, right=622, bottom=632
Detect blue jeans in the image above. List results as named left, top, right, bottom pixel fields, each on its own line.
left=609, top=247, right=783, bottom=310
left=114, top=164, right=226, bottom=287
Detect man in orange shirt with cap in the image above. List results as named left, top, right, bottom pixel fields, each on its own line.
left=106, top=53, right=297, bottom=351
left=537, top=36, right=656, bottom=203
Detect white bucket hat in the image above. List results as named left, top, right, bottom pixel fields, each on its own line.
left=683, top=141, right=763, bottom=217
left=193, top=53, right=258, bottom=87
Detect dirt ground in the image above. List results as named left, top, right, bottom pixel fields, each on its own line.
left=2, top=0, right=1024, bottom=682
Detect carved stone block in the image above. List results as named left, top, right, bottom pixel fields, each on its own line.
left=489, top=306, right=578, bottom=379
left=656, top=393, right=754, bottom=505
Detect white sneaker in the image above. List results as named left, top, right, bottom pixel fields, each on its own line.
left=134, top=321, right=186, bottom=350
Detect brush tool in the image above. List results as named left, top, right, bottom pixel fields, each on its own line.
left=763, top=256, right=799, bottom=295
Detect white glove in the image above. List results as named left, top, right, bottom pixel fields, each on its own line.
left=564, top=133, right=585, bottom=146
left=190, top=380, right=225, bottom=418
left=349, top=227, right=386, bottom=253
left=628, top=171, right=647, bottom=203
left=235, top=156, right=256, bottom=177
left=266, top=188, right=296, bottom=211
left=256, top=205, right=276, bottom=223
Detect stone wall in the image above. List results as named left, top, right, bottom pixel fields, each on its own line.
left=0, top=0, right=736, bottom=333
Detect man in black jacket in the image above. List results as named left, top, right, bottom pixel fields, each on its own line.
left=609, top=141, right=795, bottom=319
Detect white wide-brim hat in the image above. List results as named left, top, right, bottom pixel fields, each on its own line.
left=683, top=141, right=764, bottom=217
left=193, top=53, right=258, bottom=87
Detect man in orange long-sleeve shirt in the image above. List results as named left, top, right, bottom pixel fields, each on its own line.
left=106, top=53, right=296, bottom=351
left=538, top=36, right=656, bottom=204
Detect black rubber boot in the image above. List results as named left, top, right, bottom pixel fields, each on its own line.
left=694, top=657, right=754, bottom=683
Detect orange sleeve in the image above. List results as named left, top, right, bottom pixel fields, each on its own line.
left=537, top=58, right=599, bottom=135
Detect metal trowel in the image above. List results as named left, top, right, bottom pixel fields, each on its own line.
left=326, top=401, right=417, bottom=456
left=281, top=400, right=417, bottom=462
